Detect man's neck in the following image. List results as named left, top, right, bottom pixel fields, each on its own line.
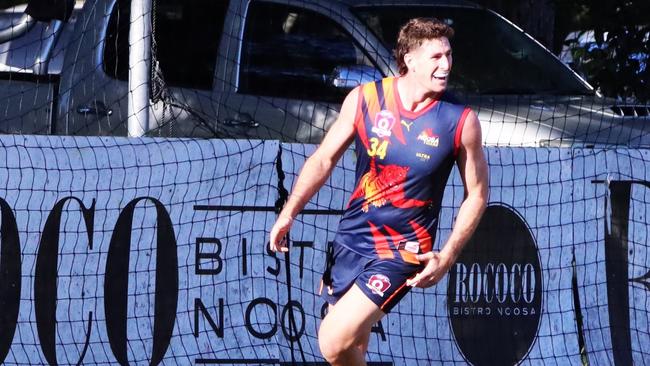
left=396, top=75, right=441, bottom=113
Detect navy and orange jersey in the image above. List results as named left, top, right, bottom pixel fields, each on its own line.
left=333, top=76, right=471, bottom=264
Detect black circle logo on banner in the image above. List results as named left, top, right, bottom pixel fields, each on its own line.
left=447, top=204, right=542, bottom=365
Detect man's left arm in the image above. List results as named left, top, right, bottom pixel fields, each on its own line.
left=407, top=110, right=489, bottom=288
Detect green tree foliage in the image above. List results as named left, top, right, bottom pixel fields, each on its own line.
left=558, top=0, right=649, bottom=102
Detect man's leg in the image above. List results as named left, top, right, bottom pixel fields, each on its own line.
left=318, top=284, right=385, bottom=366
left=326, top=303, right=373, bottom=356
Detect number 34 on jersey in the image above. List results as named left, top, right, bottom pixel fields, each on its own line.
left=367, top=137, right=388, bottom=159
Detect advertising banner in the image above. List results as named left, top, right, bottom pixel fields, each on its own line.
left=0, top=136, right=648, bottom=365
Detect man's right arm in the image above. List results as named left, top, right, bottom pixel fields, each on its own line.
left=269, top=86, right=360, bottom=252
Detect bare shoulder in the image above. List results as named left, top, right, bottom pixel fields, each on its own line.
left=338, top=86, right=362, bottom=121
left=460, top=109, right=483, bottom=149
left=456, top=108, right=488, bottom=190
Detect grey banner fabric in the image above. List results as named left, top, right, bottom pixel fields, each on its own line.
left=0, top=135, right=649, bottom=364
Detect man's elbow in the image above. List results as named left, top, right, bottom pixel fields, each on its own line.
left=476, top=166, right=490, bottom=208
left=478, top=185, right=489, bottom=210
left=306, top=153, right=336, bottom=174
left=468, top=183, right=489, bottom=212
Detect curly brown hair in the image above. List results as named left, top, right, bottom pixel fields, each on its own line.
left=394, top=18, right=454, bottom=76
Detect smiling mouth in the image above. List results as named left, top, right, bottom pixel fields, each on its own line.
left=433, top=73, right=448, bottom=81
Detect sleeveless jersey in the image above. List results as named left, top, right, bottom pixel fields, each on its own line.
left=333, top=77, right=471, bottom=264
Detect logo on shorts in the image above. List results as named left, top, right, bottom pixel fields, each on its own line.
left=372, top=110, right=396, bottom=138
left=366, top=274, right=391, bottom=297
left=404, top=241, right=420, bottom=253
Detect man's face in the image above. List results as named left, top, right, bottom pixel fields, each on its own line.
left=405, top=37, right=453, bottom=93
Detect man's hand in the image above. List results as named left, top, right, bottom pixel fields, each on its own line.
left=406, top=251, right=453, bottom=288
left=269, top=215, right=293, bottom=252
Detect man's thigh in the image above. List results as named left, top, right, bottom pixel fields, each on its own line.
left=320, top=284, right=385, bottom=346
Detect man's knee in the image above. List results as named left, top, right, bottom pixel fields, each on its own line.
left=318, top=318, right=356, bottom=362
left=318, top=285, right=383, bottom=362
left=318, top=322, right=340, bottom=362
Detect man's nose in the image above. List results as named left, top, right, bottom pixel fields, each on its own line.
left=439, top=55, right=451, bottom=71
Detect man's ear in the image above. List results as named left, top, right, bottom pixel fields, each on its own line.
left=404, top=52, right=415, bottom=72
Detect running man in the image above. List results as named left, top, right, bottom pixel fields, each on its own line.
left=269, top=18, right=488, bottom=366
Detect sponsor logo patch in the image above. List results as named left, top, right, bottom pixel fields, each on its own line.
left=366, top=274, right=391, bottom=297
left=417, top=128, right=439, bottom=147
left=404, top=241, right=420, bottom=254
left=372, top=110, right=396, bottom=138
left=401, top=120, right=414, bottom=132
left=416, top=152, right=430, bottom=161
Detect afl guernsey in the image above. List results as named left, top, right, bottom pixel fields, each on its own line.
left=333, top=76, right=471, bottom=265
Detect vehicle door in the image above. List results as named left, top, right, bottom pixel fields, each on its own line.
left=0, top=0, right=75, bottom=134
left=212, top=0, right=392, bottom=143
left=56, top=0, right=229, bottom=137
left=56, top=0, right=129, bottom=135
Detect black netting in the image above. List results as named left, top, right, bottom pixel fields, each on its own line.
left=2, top=0, right=648, bottom=145
left=1, top=0, right=650, bottom=365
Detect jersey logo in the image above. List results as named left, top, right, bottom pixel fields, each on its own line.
left=366, top=274, right=391, bottom=297
left=416, top=152, right=430, bottom=161
left=401, top=120, right=414, bottom=132
left=372, top=110, right=396, bottom=137
left=417, top=128, right=439, bottom=147
left=348, top=159, right=431, bottom=212
left=404, top=241, right=420, bottom=253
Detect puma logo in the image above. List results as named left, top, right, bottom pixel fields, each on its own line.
left=401, top=120, right=413, bottom=132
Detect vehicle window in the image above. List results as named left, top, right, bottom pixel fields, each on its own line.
left=1, top=1, right=28, bottom=11
left=104, top=0, right=227, bottom=90
left=239, top=2, right=378, bottom=102
left=354, top=6, right=592, bottom=95
left=0, top=1, right=29, bottom=38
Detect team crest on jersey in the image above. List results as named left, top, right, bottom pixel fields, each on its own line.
left=366, top=274, right=391, bottom=297
left=372, top=110, right=396, bottom=137
left=417, top=128, right=439, bottom=147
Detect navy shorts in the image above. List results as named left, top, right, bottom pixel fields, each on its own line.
left=320, top=243, right=424, bottom=313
